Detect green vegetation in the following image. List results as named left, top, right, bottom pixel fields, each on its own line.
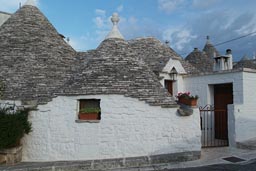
left=79, top=107, right=101, bottom=114
left=0, top=107, right=32, bottom=149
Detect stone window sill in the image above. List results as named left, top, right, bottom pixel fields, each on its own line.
left=75, top=120, right=100, bottom=123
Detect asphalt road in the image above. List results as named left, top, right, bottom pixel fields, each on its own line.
left=167, top=159, right=256, bottom=171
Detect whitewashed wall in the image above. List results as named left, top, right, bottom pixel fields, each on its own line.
left=22, top=95, right=201, bottom=162
left=233, top=72, right=256, bottom=143
left=0, top=12, right=11, bottom=26
left=160, top=58, right=186, bottom=98
left=159, top=74, right=184, bottom=96
left=183, top=71, right=256, bottom=146
left=183, top=71, right=243, bottom=107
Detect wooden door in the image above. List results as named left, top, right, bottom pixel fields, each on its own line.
left=165, top=80, right=173, bottom=95
left=214, top=83, right=233, bottom=140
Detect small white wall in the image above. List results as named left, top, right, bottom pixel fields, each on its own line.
left=22, top=95, right=201, bottom=162
left=233, top=72, right=256, bottom=142
left=0, top=12, right=11, bottom=26
left=184, top=71, right=256, bottom=145
left=183, top=71, right=244, bottom=107
left=160, top=58, right=186, bottom=98
left=159, top=74, right=184, bottom=97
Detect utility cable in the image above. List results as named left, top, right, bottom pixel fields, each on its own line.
left=214, top=31, right=256, bottom=47
left=178, top=30, right=256, bottom=57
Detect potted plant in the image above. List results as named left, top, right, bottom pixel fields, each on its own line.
left=176, top=92, right=199, bottom=106
left=78, top=107, right=101, bottom=120
left=0, top=106, right=32, bottom=165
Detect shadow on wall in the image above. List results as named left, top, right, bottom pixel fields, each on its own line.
left=235, top=116, right=256, bottom=144
left=148, top=136, right=201, bottom=164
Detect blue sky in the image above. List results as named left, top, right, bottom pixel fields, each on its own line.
left=1, top=0, right=256, bottom=61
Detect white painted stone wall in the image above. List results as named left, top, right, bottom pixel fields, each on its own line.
left=183, top=71, right=244, bottom=107
left=0, top=12, right=11, bottom=26
left=22, top=95, right=201, bottom=162
left=232, top=72, right=256, bottom=143
left=183, top=71, right=256, bottom=146
left=160, top=58, right=186, bottom=98
left=159, top=74, right=184, bottom=97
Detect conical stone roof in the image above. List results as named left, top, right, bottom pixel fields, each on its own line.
left=129, top=37, right=182, bottom=74
left=203, top=36, right=220, bottom=58
left=233, top=57, right=256, bottom=70
left=0, top=4, right=76, bottom=104
left=185, top=48, right=213, bottom=73
left=60, top=38, right=177, bottom=107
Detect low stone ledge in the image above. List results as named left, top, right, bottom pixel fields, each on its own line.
left=0, top=146, right=22, bottom=165
left=237, top=138, right=256, bottom=150
left=0, top=151, right=201, bottom=170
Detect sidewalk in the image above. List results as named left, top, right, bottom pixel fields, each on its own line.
left=153, top=147, right=256, bottom=170
left=110, top=147, right=256, bottom=171
left=0, top=147, right=256, bottom=171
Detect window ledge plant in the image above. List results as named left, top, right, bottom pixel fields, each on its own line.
left=176, top=92, right=199, bottom=100
left=176, top=92, right=199, bottom=106
left=79, top=107, right=101, bottom=114
left=78, top=107, right=101, bottom=120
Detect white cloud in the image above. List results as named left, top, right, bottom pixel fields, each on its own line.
left=158, top=0, right=185, bottom=13
left=163, top=27, right=197, bottom=51
left=161, top=8, right=256, bottom=60
left=128, top=16, right=137, bottom=25
left=0, top=0, right=39, bottom=12
left=117, top=5, right=123, bottom=12
left=93, top=16, right=105, bottom=28
left=95, top=9, right=106, bottom=16
left=234, top=13, right=256, bottom=35
left=68, top=34, right=98, bottom=51
left=192, top=0, right=219, bottom=9
left=93, top=9, right=110, bottom=30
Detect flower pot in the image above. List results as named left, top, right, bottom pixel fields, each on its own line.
left=78, top=113, right=99, bottom=120
left=178, top=97, right=197, bottom=106
left=0, top=145, right=22, bottom=165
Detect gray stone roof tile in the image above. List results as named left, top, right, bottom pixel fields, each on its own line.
left=129, top=37, right=182, bottom=74
left=185, top=48, right=213, bottom=73
left=0, top=6, right=178, bottom=107
left=0, top=5, right=76, bottom=104
left=59, top=38, right=177, bottom=107
left=233, top=59, right=256, bottom=70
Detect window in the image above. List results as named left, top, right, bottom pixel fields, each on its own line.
left=78, top=99, right=101, bottom=121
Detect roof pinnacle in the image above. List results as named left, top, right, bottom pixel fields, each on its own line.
left=105, top=13, right=124, bottom=40
left=24, top=0, right=36, bottom=6
left=206, top=35, right=210, bottom=44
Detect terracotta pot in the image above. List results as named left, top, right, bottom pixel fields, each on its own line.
left=78, top=113, right=99, bottom=120
left=178, top=97, right=197, bottom=106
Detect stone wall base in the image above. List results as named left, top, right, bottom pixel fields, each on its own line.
left=0, top=146, right=22, bottom=165
left=0, top=151, right=201, bottom=170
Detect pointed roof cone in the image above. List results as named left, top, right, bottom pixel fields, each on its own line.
left=203, top=35, right=220, bottom=58
left=206, top=35, right=210, bottom=44
left=234, top=56, right=256, bottom=70
left=105, top=13, right=124, bottom=39
left=129, top=37, right=181, bottom=74
left=241, top=55, right=250, bottom=61
left=185, top=47, right=213, bottom=73
left=0, top=4, right=75, bottom=103
left=24, top=0, right=37, bottom=6
left=60, top=38, right=177, bottom=107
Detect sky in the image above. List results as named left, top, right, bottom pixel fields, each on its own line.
left=1, top=0, right=256, bottom=61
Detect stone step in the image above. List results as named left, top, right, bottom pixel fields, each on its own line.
left=237, top=137, right=256, bottom=150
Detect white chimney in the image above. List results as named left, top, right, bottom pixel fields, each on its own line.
left=226, top=49, right=233, bottom=70
left=213, top=49, right=233, bottom=71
